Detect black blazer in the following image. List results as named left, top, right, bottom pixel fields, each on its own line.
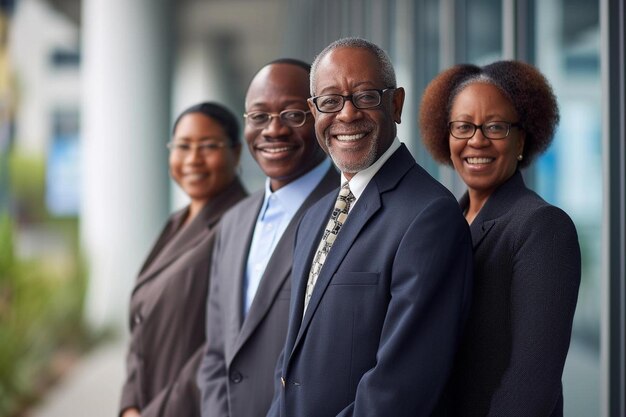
left=120, top=179, right=247, bottom=417
left=435, top=170, right=581, bottom=417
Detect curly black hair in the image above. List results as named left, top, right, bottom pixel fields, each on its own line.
left=419, top=60, right=559, bottom=168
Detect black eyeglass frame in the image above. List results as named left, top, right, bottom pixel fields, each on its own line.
left=448, top=121, right=522, bottom=140
left=308, top=87, right=396, bottom=113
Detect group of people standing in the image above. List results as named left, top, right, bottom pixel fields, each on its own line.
left=119, top=37, right=581, bottom=417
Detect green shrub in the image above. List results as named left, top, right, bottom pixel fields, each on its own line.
left=0, top=212, right=94, bottom=416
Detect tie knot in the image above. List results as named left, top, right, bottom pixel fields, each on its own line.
left=336, top=183, right=355, bottom=209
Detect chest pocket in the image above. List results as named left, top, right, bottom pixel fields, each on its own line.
left=330, top=271, right=379, bottom=286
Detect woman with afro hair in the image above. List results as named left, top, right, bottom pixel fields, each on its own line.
left=420, top=61, right=581, bottom=417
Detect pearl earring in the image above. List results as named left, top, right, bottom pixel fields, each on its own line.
left=517, top=154, right=523, bottom=161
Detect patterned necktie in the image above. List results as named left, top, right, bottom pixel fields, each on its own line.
left=303, top=183, right=355, bottom=313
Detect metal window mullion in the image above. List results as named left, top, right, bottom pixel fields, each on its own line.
left=601, top=0, right=626, bottom=416
left=502, top=0, right=516, bottom=59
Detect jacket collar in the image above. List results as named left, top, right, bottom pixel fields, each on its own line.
left=227, top=165, right=339, bottom=363
left=460, top=170, right=527, bottom=248
left=289, top=145, right=415, bottom=360
left=134, top=178, right=247, bottom=292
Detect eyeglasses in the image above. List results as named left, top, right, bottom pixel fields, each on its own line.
left=309, top=88, right=396, bottom=113
left=243, top=109, right=311, bottom=129
left=448, top=121, right=521, bottom=140
left=167, top=141, right=232, bottom=156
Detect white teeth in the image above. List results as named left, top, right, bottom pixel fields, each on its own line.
left=466, top=157, right=493, bottom=164
left=261, top=147, right=291, bottom=153
left=335, top=133, right=366, bottom=141
left=185, top=173, right=207, bottom=180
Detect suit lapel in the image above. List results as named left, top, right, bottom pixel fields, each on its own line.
left=137, top=208, right=186, bottom=276
left=230, top=166, right=338, bottom=360
left=460, top=170, right=527, bottom=249
left=285, top=194, right=334, bottom=365
left=294, top=183, right=382, bottom=347
left=133, top=208, right=208, bottom=293
left=289, top=145, right=414, bottom=361
left=133, top=179, right=247, bottom=295
left=223, top=192, right=264, bottom=361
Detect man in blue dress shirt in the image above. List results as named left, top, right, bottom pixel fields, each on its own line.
left=197, top=58, right=338, bottom=417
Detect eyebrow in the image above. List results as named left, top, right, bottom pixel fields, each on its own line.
left=316, top=81, right=378, bottom=96
left=172, top=136, right=227, bottom=142
left=450, top=113, right=511, bottom=120
left=245, top=97, right=308, bottom=110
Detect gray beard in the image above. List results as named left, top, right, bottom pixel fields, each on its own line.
left=326, top=137, right=378, bottom=175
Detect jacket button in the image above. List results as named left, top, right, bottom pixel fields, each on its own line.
left=230, top=370, right=243, bottom=384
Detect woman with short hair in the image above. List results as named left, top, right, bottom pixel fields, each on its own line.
left=420, top=61, right=581, bottom=417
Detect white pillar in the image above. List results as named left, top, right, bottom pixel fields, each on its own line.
left=81, top=0, right=172, bottom=331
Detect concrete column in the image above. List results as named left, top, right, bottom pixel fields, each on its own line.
left=81, top=0, right=172, bottom=330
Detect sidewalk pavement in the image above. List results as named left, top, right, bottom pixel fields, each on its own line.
left=28, top=334, right=598, bottom=417
left=30, top=340, right=126, bottom=417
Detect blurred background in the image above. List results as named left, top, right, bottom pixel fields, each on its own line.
left=0, top=0, right=623, bottom=416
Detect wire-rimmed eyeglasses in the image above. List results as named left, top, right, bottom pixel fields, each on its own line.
left=166, top=141, right=233, bottom=157
left=448, top=121, right=521, bottom=140
left=309, top=88, right=396, bottom=113
left=244, top=109, right=311, bottom=129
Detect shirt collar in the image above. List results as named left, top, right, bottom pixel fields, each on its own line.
left=260, top=158, right=332, bottom=219
left=341, top=137, right=401, bottom=201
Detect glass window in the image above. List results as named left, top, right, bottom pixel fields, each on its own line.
left=533, top=1, right=601, bottom=416
left=460, top=0, right=503, bottom=63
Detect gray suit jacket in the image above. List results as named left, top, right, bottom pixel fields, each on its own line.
left=120, top=179, right=247, bottom=417
left=198, top=165, right=338, bottom=417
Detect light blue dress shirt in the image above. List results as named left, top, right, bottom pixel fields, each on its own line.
left=243, top=158, right=332, bottom=316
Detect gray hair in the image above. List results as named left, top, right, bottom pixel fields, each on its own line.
left=310, top=37, right=396, bottom=95
left=448, top=73, right=513, bottom=115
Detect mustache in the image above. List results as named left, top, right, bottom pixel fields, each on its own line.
left=327, top=120, right=375, bottom=135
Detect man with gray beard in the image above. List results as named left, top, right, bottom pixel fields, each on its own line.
left=267, top=38, right=474, bottom=417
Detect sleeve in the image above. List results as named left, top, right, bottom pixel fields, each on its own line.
left=119, top=347, right=141, bottom=416
left=196, top=227, right=230, bottom=417
left=140, top=344, right=204, bottom=417
left=486, top=205, right=581, bottom=416
left=337, top=197, right=474, bottom=417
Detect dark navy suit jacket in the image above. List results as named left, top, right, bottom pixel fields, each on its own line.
left=268, top=145, right=474, bottom=417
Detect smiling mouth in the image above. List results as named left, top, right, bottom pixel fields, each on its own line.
left=335, top=133, right=366, bottom=142
left=258, top=146, right=295, bottom=153
left=184, top=173, right=208, bottom=181
left=465, top=157, right=494, bottom=165
left=256, top=145, right=298, bottom=159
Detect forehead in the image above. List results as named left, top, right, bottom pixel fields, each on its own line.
left=245, top=63, right=310, bottom=108
left=314, top=47, right=383, bottom=92
left=450, top=82, right=517, bottom=117
left=175, top=112, right=223, bottom=133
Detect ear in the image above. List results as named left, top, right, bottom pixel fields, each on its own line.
left=307, top=98, right=318, bottom=119
left=391, top=87, right=405, bottom=124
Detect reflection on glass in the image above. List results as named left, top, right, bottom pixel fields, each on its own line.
left=534, top=1, right=601, bottom=416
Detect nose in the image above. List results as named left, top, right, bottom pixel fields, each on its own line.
left=184, top=144, right=204, bottom=162
left=262, top=115, right=290, bottom=139
left=467, top=129, right=491, bottom=148
left=335, top=99, right=363, bottom=123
